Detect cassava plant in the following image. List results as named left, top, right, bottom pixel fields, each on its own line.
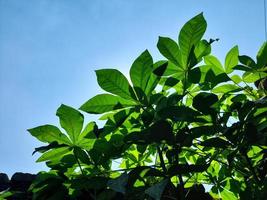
left=2, top=13, right=267, bottom=200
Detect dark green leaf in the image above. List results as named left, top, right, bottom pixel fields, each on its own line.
left=238, top=55, right=256, bottom=68
left=158, top=106, right=200, bottom=122
left=192, top=92, right=218, bottom=114
left=168, top=164, right=209, bottom=176
left=107, top=172, right=128, bottom=194
left=200, top=138, right=230, bottom=148
left=145, top=179, right=168, bottom=200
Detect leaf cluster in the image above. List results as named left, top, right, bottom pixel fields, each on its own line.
left=2, top=13, right=267, bottom=200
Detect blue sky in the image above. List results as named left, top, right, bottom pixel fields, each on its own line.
left=0, top=0, right=265, bottom=176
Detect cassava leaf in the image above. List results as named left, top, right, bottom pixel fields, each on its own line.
left=96, top=69, right=136, bottom=100
left=80, top=94, right=137, bottom=114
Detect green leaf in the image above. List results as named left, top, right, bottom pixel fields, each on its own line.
left=225, top=46, right=239, bottom=73
left=212, top=84, right=241, bottom=93
left=36, top=147, right=70, bottom=162
left=256, top=42, right=267, bottom=68
left=145, top=61, right=168, bottom=96
left=158, top=106, right=201, bottom=122
left=200, top=137, right=230, bottom=148
left=95, top=69, right=136, bottom=100
left=157, top=36, right=183, bottom=68
left=179, top=13, right=207, bottom=65
left=194, top=39, right=211, bottom=60
left=238, top=55, right=256, bottom=68
left=204, top=55, right=224, bottom=74
left=130, top=50, right=153, bottom=93
left=168, top=164, right=209, bottom=176
left=145, top=179, right=168, bottom=200
left=242, top=71, right=267, bottom=83
left=231, top=75, right=242, bottom=84
left=28, top=125, right=71, bottom=145
left=192, top=92, right=218, bottom=114
left=107, top=172, right=128, bottom=194
left=56, top=104, right=84, bottom=143
left=80, top=94, right=136, bottom=114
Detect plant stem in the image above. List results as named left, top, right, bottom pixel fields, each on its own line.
left=174, top=145, right=185, bottom=200
left=74, top=151, right=85, bottom=176
left=243, top=152, right=261, bottom=185
left=157, top=146, right=167, bottom=173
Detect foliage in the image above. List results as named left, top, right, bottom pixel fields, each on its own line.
left=2, top=13, right=267, bottom=200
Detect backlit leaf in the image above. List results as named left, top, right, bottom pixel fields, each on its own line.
left=96, top=69, right=136, bottom=100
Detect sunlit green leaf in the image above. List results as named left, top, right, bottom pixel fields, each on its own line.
left=80, top=94, right=137, bottom=114
left=225, top=45, right=239, bottom=73
left=179, top=13, right=207, bottom=65
left=56, top=104, right=84, bottom=143
left=28, top=125, right=71, bottom=145
left=96, top=69, right=136, bottom=100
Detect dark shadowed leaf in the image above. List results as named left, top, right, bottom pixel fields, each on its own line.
left=192, top=92, right=218, bottom=114
left=200, top=137, right=230, bottom=148
left=107, top=172, right=128, bottom=194
left=145, top=179, right=168, bottom=200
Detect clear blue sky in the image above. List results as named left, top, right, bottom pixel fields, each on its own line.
left=0, top=0, right=265, bottom=177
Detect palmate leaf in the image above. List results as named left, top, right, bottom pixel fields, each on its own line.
left=56, top=104, right=84, bottom=143
left=28, top=125, right=71, bottom=145
left=129, top=50, right=153, bottom=96
left=80, top=94, right=137, bottom=114
left=179, top=13, right=207, bottom=66
left=96, top=69, right=137, bottom=100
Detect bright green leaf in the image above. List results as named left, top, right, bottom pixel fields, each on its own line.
left=95, top=69, right=136, bottom=100
left=36, top=147, right=70, bottom=162
left=256, top=42, right=267, bottom=68
left=225, top=46, right=239, bottom=73
left=212, top=84, right=241, bottom=93
left=56, top=104, right=84, bottom=143
left=28, top=125, right=71, bottom=145
left=80, top=94, right=137, bottom=114
left=179, top=13, right=207, bottom=65
left=130, top=50, right=153, bottom=93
